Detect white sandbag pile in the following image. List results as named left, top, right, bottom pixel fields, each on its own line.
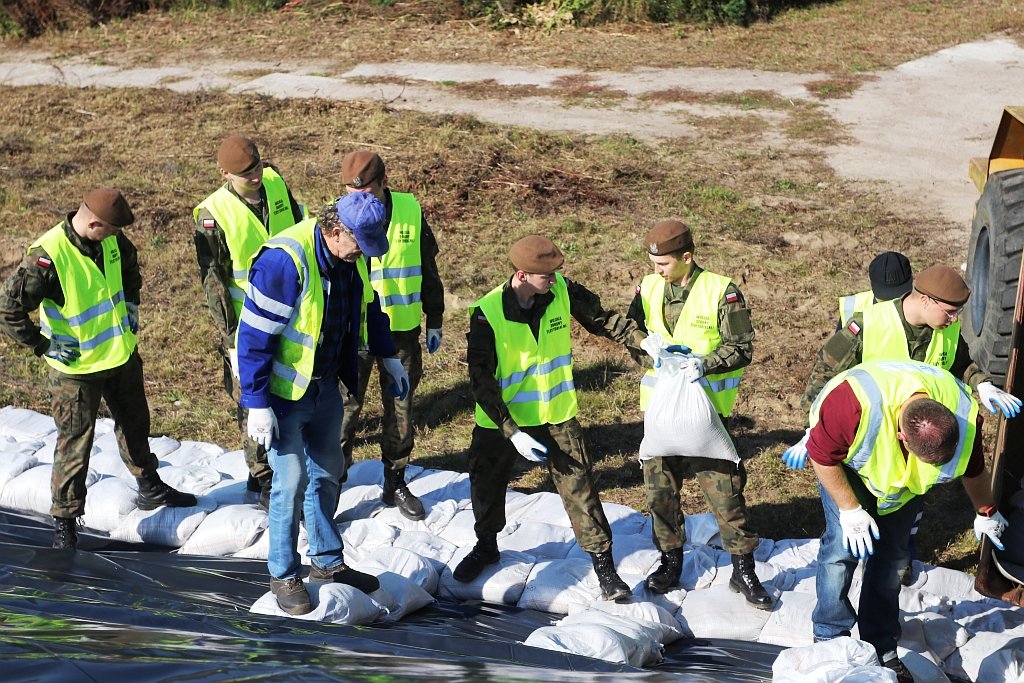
left=1, top=405, right=1023, bottom=682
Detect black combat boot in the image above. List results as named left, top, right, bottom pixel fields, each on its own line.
left=136, top=476, right=198, bottom=511
left=728, top=553, right=774, bottom=610
left=453, top=536, right=500, bottom=582
left=308, top=563, right=380, bottom=593
left=270, top=577, right=312, bottom=615
left=382, top=467, right=425, bottom=521
left=881, top=656, right=915, bottom=683
left=590, top=551, right=632, bottom=602
left=645, top=547, right=684, bottom=594
left=52, top=516, right=78, bottom=550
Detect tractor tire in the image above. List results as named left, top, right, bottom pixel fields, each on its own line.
left=963, top=168, right=1024, bottom=386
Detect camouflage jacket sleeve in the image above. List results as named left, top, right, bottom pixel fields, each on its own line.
left=701, top=282, right=754, bottom=374
left=950, top=333, right=990, bottom=389
left=193, top=209, right=238, bottom=350
left=565, top=277, right=637, bottom=344
left=801, top=313, right=864, bottom=413
left=0, top=246, right=63, bottom=356
left=420, top=214, right=445, bottom=330
left=466, top=305, right=518, bottom=437
left=624, top=287, right=653, bottom=368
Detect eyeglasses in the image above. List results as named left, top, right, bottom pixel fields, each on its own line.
left=927, top=296, right=963, bottom=321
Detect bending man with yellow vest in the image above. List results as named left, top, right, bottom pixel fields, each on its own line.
left=236, top=193, right=408, bottom=615
left=0, top=189, right=197, bottom=550
left=805, top=360, right=1007, bottom=682
left=837, top=251, right=913, bottom=327
left=194, top=135, right=304, bottom=510
left=338, top=151, right=445, bottom=521
left=456, top=235, right=635, bottom=601
left=626, top=219, right=773, bottom=609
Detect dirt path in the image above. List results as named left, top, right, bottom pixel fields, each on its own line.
left=2, top=37, right=1023, bottom=227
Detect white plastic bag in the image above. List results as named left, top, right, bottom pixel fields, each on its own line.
left=639, top=354, right=739, bottom=462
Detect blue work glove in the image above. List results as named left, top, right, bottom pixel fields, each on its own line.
left=125, top=302, right=139, bottom=334
left=665, top=344, right=691, bottom=354
left=977, top=382, right=1022, bottom=418
left=426, top=328, right=442, bottom=354
left=382, top=357, right=410, bottom=400
left=45, top=337, right=81, bottom=365
left=782, top=429, right=811, bottom=470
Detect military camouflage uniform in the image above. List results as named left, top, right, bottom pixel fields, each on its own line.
left=801, top=297, right=989, bottom=412
left=193, top=163, right=303, bottom=481
left=624, top=264, right=760, bottom=555
left=0, top=217, right=159, bottom=518
left=340, top=190, right=444, bottom=472
left=467, top=277, right=635, bottom=553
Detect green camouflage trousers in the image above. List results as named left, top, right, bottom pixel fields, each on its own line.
left=467, top=418, right=612, bottom=554
left=221, top=350, right=271, bottom=481
left=340, top=329, right=423, bottom=471
left=643, top=455, right=759, bottom=555
left=48, top=351, right=159, bottom=518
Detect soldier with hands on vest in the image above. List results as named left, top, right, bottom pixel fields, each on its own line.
left=837, top=251, right=913, bottom=327
left=791, top=265, right=1021, bottom=469
left=193, top=135, right=304, bottom=510
left=805, top=359, right=1007, bottom=683
left=338, top=151, right=445, bottom=521
left=456, top=235, right=635, bottom=602
left=236, top=192, right=407, bottom=615
left=0, top=189, right=197, bottom=550
left=626, top=219, right=773, bottom=610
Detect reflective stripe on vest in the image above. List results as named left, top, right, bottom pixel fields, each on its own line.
left=33, top=224, right=136, bottom=374
left=638, top=270, right=745, bottom=416
left=193, top=168, right=296, bottom=317
left=369, top=192, right=423, bottom=332
left=473, top=275, right=578, bottom=428
left=839, top=290, right=874, bottom=326
left=810, top=360, right=977, bottom=515
left=862, top=299, right=959, bottom=370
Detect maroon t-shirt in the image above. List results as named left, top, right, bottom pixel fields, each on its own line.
left=806, top=381, right=983, bottom=478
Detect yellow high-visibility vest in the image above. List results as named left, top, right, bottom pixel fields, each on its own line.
left=369, top=192, right=423, bottom=332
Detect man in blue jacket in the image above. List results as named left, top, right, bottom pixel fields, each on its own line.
left=236, top=192, right=409, bottom=615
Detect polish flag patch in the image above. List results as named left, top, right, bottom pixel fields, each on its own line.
left=725, top=292, right=739, bottom=303
left=202, top=218, right=216, bottom=229
left=475, top=314, right=489, bottom=325
left=36, top=256, right=51, bottom=269
left=847, top=321, right=861, bottom=335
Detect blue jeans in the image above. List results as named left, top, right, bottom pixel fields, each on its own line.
left=267, top=377, right=347, bottom=580
left=812, top=467, right=923, bottom=658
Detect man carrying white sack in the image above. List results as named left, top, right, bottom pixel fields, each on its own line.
left=624, top=219, right=773, bottom=609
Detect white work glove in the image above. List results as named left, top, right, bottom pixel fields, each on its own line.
left=247, top=407, right=278, bottom=451
left=44, top=337, right=81, bottom=365
left=679, top=357, right=704, bottom=383
left=509, top=429, right=548, bottom=463
left=977, top=381, right=1022, bottom=418
left=781, top=428, right=811, bottom=470
left=640, top=333, right=666, bottom=368
left=839, top=506, right=879, bottom=559
left=125, top=302, right=139, bottom=334
left=974, top=509, right=1009, bottom=551
left=228, top=348, right=239, bottom=380
left=382, top=357, right=410, bottom=400
left=425, top=328, right=443, bottom=354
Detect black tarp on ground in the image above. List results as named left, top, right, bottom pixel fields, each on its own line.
left=0, top=510, right=780, bottom=682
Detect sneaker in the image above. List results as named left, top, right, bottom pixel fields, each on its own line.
left=270, top=577, right=312, bottom=615
left=308, top=563, right=380, bottom=593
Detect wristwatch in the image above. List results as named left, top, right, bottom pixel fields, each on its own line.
left=977, top=504, right=999, bottom=517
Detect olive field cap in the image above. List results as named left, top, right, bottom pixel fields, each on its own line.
left=510, top=235, right=564, bottom=273
left=83, top=188, right=134, bottom=227
left=342, top=151, right=386, bottom=188
left=335, top=192, right=389, bottom=257
left=914, top=265, right=971, bottom=307
left=644, top=220, right=695, bottom=256
left=868, top=251, right=913, bottom=301
left=218, top=135, right=261, bottom=175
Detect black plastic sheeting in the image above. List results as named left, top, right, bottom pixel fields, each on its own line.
left=0, top=510, right=781, bottom=682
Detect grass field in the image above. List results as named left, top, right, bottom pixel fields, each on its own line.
left=2, top=1, right=1021, bottom=571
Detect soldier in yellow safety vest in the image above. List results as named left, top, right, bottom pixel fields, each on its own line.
left=837, top=251, right=913, bottom=327
left=338, top=151, right=445, bottom=521
left=0, top=189, right=197, bottom=550
left=193, top=135, right=304, bottom=510
left=625, top=219, right=773, bottom=609
left=804, top=360, right=1008, bottom=682
left=455, top=235, right=635, bottom=602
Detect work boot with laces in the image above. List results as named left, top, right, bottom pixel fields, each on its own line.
left=453, top=536, right=500, bottom=582
left=270, top=577, right=312, bottom=615
left=590, top=550, right=632, bottom=602
left=52, top=516, right=78, bottom=550
left=729, top=553, right=775, bottom=610
left=382, top=467, right=425, bottom=520
left=882, top=655, right=915, bottom=683
left=136, top=476, right=198, bottom=510
left=308, top=563, right=380, bottom=593
left=645, top=547, right=684, bottom=594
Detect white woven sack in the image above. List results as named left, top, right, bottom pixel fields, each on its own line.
left=439, top=547, right=534, bottom=604
left=0, top=450, right=38, bottom=491
left=772, top=637, right=896, bottom=683
left=1, top=464, right=98, bottom=516
left=366, top=571, right=435, bottom=621
left=524, top=624, right=652, bottom=666
left=677, top=584, right=770, bottom=642
left=250, top=580, right=386, bottom=624
left=82, top=476, right=139, bottom=532
left=179, top=504, right=268, bottom=556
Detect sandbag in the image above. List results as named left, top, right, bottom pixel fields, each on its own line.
left=567, top=599, right=684, bottom=644
left=179, top=504, right=268, bottom=556
left=523, top=624, right=653, bottom=667
left=440, top=547, right=534, bottom=604
left=250, top=579, right=386, bottom=624
left=82, top=476, right=140, bottom=532
left=366, top=571, right=436, bottom=621
left=639, top=356, right=738, bottom=462
left=772, top=637, right=896, bottom=683
left=556, top=610, right=665, bottom=665
left=677, top=584, right=770, bottom=642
